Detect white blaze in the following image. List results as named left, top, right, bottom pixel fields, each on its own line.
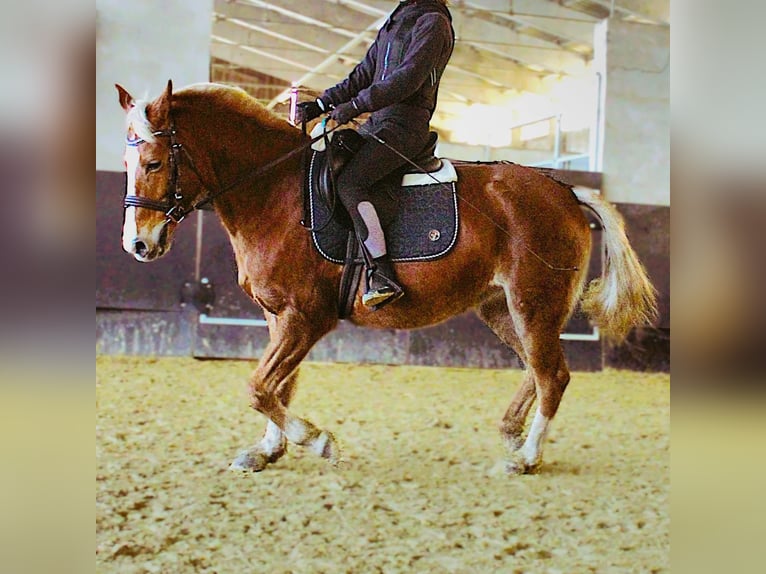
left=122, top=143, right=141, bottom=253
left=122, top=207, right=138, bottom=253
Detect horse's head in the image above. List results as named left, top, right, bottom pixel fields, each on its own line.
left=116, top=80, right=187, bottom=262
left=117, top=80, right=305, bottom=261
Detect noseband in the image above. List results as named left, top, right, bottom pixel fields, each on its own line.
left=124, top=114, right=341, bottom=224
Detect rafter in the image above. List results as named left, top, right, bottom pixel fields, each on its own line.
left=555, top=0, right=669, bottom=25
left=209, top=0, right=666, bottom=125
left=214, top=0, right=548, bottom=109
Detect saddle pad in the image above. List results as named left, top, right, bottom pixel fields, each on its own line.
left=308, top=152, right=459, bottom=264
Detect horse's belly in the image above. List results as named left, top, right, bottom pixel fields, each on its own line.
left=348, top=277, right=489, bottom=330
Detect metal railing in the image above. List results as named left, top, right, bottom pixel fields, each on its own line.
left=508, top=114, right=590, bottom=170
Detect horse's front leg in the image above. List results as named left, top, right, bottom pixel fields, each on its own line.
left=229, top=307, right=339, bottom=471
left=229, top=370, right=297, bottom=471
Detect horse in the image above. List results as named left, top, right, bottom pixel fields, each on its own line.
left=114, top=80, right=657, bottom=475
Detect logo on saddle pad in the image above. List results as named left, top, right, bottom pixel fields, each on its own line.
left=305, top=146, right=459, bottom=265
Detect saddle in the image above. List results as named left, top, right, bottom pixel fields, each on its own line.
left=313, top=130, right=443, bottom=219
left=302, top=129, right=459, bottom=317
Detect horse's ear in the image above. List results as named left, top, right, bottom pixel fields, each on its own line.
left=148, top=79, right=173, bottom=128
left=115, top=84, right=134, bottom=112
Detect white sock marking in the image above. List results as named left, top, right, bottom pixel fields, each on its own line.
left=520, top=408, right=550, bottom=465
left=260, top=420, right=284, bottom=455
left=309, top=431, right=330, bottom=457
left=284, top=418, right=309, bottom=444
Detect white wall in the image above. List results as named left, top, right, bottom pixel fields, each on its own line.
left=594, top=19, right=670, bottom=206
left=438, top=142, right=559, bottom=165
left=96, top=0, right=213, bottom=171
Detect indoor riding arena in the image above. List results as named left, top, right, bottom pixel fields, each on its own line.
left=97, top=1, right=669, bottom=572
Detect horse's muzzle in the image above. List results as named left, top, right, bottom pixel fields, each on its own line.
left=128, top=238, right=163, bottom=262
left=127, top=223, right=171, bottom=262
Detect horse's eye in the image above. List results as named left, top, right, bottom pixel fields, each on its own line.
left=145, top=160, right=162, bottom=173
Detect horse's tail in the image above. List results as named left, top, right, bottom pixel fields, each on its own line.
left=573, top=187, right=658, bottom=343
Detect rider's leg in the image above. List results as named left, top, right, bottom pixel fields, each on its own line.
left=355, top=200, right=402, bottom=307
left=335, top=125, right=428, bottom=308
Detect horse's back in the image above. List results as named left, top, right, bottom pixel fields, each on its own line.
left=349, top=161, right=590, bottom=330
left=451, top=161, right=590, bottom=260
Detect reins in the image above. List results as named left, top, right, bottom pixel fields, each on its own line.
left=127, top=110, right=579, bottom=273
left=194, top=121, right=342, bottom=211
left=124, top=116, right=342, bottom=223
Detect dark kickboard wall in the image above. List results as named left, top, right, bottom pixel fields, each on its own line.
left=97, top=170, right=669, bottom=372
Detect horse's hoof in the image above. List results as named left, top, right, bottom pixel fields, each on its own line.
left=505, top=456, right=542, bottom=476
left=229, top=448, right=284, bottom=472
left=312, top=430, right=342, bottom=467
left=505, top=459, right=524, bottom=475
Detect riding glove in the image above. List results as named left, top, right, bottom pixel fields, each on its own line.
left=295, top=99, right=326, bottom=124
left=330, top=100, right=361, bottom=125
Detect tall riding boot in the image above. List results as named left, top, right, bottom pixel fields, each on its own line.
left=363, top=253, right=404, bottom=308
left=352, top=200, right=404, bottom=309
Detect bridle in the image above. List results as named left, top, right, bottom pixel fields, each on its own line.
left=123, top=113, right=340, bottom=224
left=124, top=119, right=197, bottom=223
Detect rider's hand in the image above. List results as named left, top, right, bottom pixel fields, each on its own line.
left=295, top=99, right=325, bottom=124
left=330, top=100, right=361, bottom=125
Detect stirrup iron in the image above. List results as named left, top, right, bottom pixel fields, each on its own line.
left=362, top=261, right=403, bottom=310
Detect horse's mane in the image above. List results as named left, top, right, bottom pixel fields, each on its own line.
left=125, top=82, right=292, bottom=143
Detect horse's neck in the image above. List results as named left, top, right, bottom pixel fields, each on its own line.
left=210, top=132, right=307, bottom=281
left=207, top=119, right=305, bottom=234
left=214, top=161, right=303, bottom=242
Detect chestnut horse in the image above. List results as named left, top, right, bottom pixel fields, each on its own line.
left=115, top=81, right=657, bottom=474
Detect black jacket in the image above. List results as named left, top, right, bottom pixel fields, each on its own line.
left=321, top=0, right=454, bottom=129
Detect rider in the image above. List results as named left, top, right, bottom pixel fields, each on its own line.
left=296, top=0, right=454, bottom=309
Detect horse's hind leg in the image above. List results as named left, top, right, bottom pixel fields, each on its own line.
left=479, top=281, right=574, bottom=474
left=500, top=374, right=536, bottom=451
left=477, top=290, right=536, bottom=452
left=508, top=337, right=570, bottom=474
left=505, top=284, right=574, bottom=474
